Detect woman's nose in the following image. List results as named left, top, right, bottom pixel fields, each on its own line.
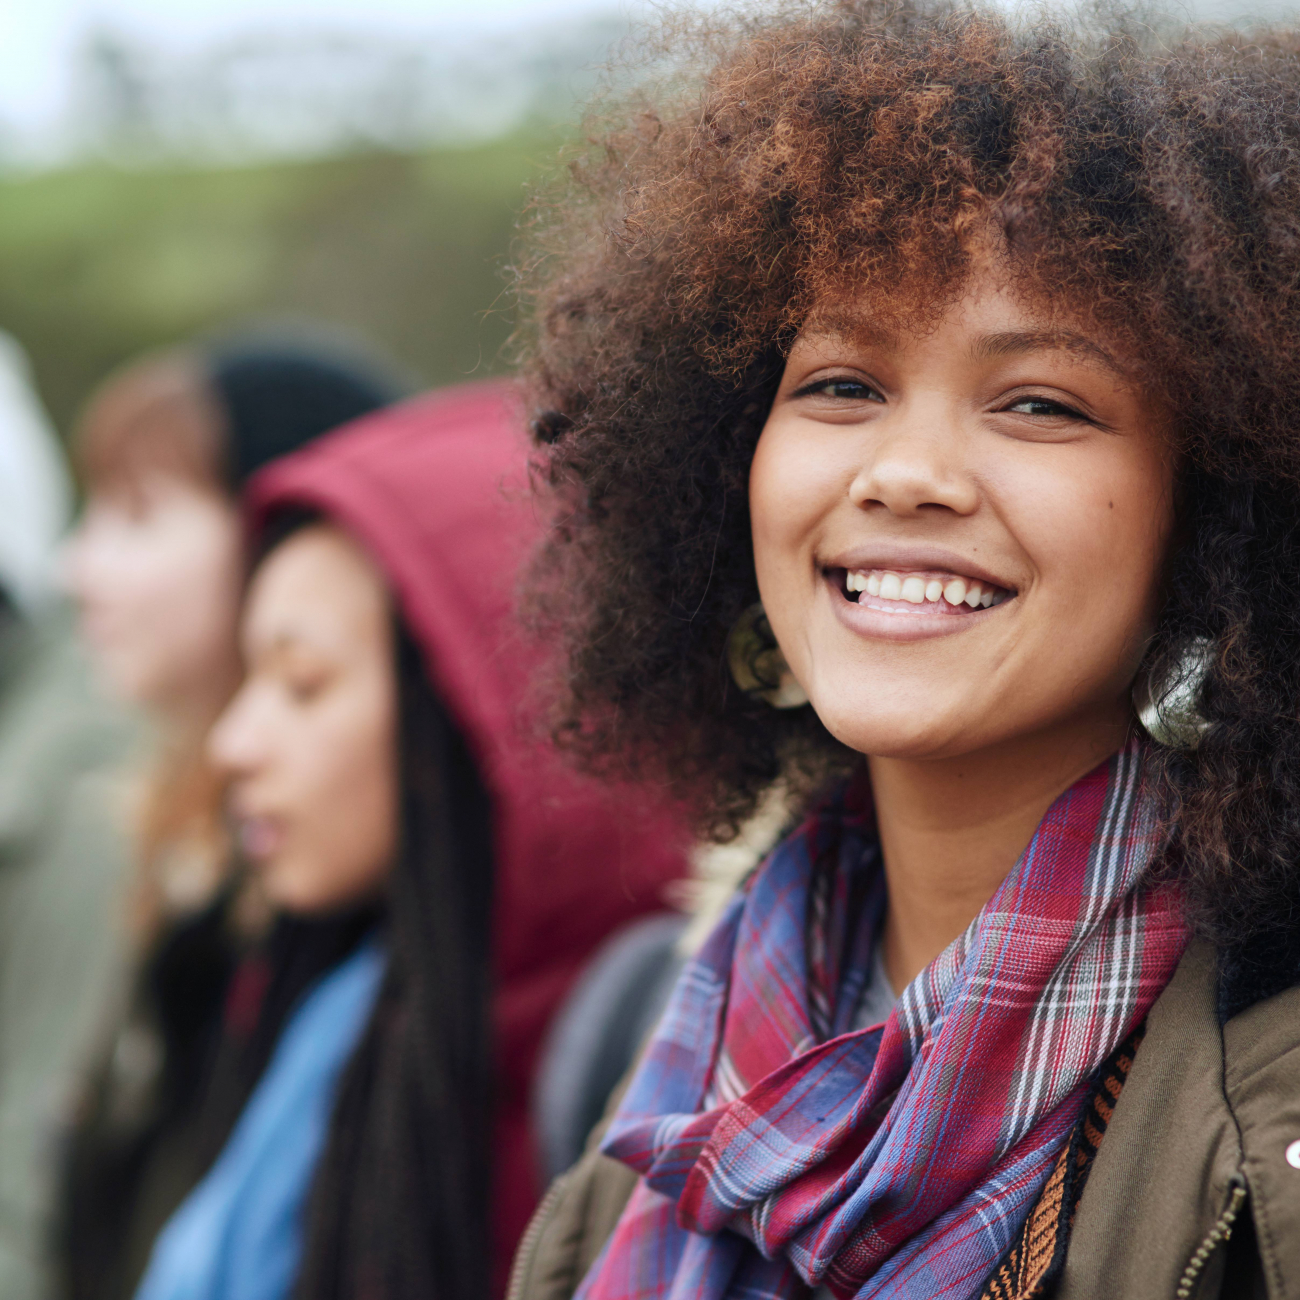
left=206, top=686, right=261, bottom=776
left=847, top=402, right=978, bottom=518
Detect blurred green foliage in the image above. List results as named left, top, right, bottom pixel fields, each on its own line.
left=0, top=135, right=558, bottom=436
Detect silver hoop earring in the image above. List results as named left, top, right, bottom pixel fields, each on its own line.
left=1133, top=638, right=1212, bottom=750
left=727, top=603, right=809, bottom=709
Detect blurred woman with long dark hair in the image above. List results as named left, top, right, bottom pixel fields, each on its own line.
left=131, top=382, right=689, bottom=1300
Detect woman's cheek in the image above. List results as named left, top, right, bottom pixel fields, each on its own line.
left=299, top=698, right=395, bottom=911
left=1004, top=449, right=1170, bottom=692
left=750, top=420, right=839, bottom=582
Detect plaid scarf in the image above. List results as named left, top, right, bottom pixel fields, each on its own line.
left=579, top=741, right=1188, bottom=1300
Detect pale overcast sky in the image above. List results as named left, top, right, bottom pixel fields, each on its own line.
left=1, top=0, right=632, bottom=135
left=5, top=0, right=1296, bottom=150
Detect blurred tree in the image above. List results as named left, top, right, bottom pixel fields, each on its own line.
left=0, top=136, right=554, bottom=435
left=82, top=33, right=158, bottom=158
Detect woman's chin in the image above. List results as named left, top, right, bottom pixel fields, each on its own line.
left=251, top=859, right=323, bottom=915
left=811, top=693, right=990, bottom=762
left=256, top=859, right=388, bottom=917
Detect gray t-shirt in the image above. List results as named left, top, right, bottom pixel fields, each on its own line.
left=850, top=944, right=898, bottom=1031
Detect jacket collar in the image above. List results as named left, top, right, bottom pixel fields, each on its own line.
left=1217, top=925, right=1300, bottom=1023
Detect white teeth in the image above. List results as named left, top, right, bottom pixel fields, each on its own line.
left=844, top=567, right=1012, bottom=610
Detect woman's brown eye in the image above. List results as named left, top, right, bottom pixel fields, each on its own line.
left=1008, top=397, right=1084, bottom=418
left=802, top=378, right=884, bottom=401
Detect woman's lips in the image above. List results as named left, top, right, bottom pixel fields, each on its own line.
left=236, top=815, right=285, bottom=862
left=823, top=566, right=1016, bottom=642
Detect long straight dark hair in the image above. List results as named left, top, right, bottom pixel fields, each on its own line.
left=295, top=618, right=496, bottom=1300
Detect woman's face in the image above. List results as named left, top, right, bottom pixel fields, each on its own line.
left=64, top=474, right=244, bottom=716
left=207, top=525, right=398, bottom=915
left=750, top=265, right=1177, bottom=762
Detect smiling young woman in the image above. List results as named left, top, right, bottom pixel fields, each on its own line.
left=507, top=4, right=1300, bottom=1299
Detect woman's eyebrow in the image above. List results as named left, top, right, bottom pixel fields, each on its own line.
left=799, top=319, right=897, bottom=352
left=971, top=329, right=1125, bottom=376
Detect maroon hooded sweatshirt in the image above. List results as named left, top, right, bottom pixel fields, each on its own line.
left=246, top=380, right=689, bottom=1285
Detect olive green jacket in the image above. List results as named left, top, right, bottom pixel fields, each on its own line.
left=509, top=940, right=1300, bottom=1300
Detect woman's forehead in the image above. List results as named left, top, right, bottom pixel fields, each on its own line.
left=798, top=293, right=1133, bottom=381
left=245, top=527, right=389, bottom=655
left=78, top=358, right=225, bottom=496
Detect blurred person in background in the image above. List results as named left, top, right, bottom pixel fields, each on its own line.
left=130, top=382, right=688, bottom=1300
left=0, top=333, right=137, bottom=1300
left=58, top=334, right=403, bottom=1300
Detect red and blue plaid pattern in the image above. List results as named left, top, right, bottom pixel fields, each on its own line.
left=579, top=741, right=1187, bottom=1300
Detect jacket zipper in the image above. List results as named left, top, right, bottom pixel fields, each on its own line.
left=507, top=1176, right=568, bottom=1300
left=1175, top=1179, right=1247, bottom=1299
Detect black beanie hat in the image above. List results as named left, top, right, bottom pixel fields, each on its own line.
left=207, top=337, right=406, bottom=488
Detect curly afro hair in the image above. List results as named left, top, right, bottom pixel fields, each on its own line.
left=516, top=0, right=1300, bottom=961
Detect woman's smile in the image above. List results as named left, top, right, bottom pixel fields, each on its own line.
left=821, top=545, right=1018, bottom=643
left=844, top=570, right=1011, bottom=610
